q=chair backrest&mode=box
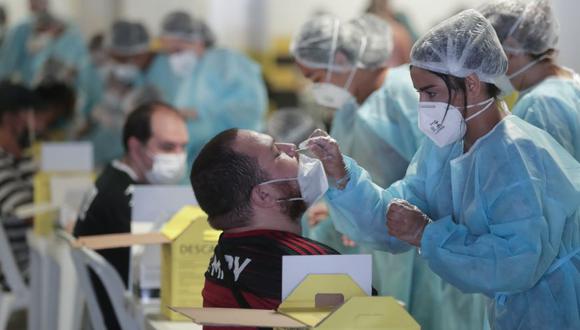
[69,244,142,330]
[0,220,28,295]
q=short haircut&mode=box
[121,101,180,152]
[190,128,268,230]
[0,81,36,121]
[33,81,76,119]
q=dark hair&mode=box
[429,70,500,120]
[121,101,179,152]
[33,81,76,119]
[190,128,268,230]
[0,81,36,122]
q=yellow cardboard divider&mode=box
[160,206,220,320]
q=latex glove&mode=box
[341,234,357,248]
[307,201,329,227]
[386,199,430,247]
[303,129,348,188]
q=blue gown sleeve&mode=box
[513,95,579,160]
[326,153,429,253]
[420,177,562,298]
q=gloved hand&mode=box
[307,201,329,227]
[303,129,349,188]
[386,199,430,247]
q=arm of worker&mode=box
[392,179,560,298]
[306,131,429,253]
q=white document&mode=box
[129,185,197,299]
[282,254,373,299]
[131,185,197,224]
[41,142,93,172]
[50,175,94,227]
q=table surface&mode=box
[143,301,202,330]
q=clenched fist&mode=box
[386,199,430,247]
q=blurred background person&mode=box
[85,20,162,168]
[74,101,189,329]
[0,0,101,136]
[480,0,580,162]
[146,11,268,165]
[0,5,7,46]
[0,82,37,293]
[365,0,418,66]
[291,13,425,322]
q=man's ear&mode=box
[251,184,278,209]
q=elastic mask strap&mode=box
[465,98,495,122]
[323,19,341,83]
[343,36,367,90]
[508,54,550,80]
[259,178,297,186]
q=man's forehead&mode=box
[233,130,272,155]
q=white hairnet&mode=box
[410,9,508,84]
[479,0,559,55]
[161,11,216,47]
[107,21,150,56]
[290,13,392,72]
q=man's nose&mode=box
[275,143,298,158]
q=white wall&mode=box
[1,0,579,71]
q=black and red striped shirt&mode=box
[202,229,339,330]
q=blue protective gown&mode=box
[145,49,268,164]
[309,66,458,325]
[513,72,580,162]
[326,115,580,330]
[0,19,102,123]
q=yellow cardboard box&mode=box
[172,273,420,329]
[75,206,221,320]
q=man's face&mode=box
[234,131,306,220]
[140,107,189,170]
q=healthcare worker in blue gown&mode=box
[88,21,162,167]
[305,9,580,330]
[480,0,580,161]
[290,13,469,328]
[0,0,101,134]
[146,11,268,165]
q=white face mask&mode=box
[145,152,187,184]
[311,82,355,109]
[259,154,329,208]
[418,98,494,148]
[168,50,198,77]
[507,53,551,81]
[112,63,141,85]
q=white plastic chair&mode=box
[0,222,30,330]
[70,244,144,330]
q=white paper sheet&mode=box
[131,185,197,224]
[282,254,372,299]
[41,142,93,172]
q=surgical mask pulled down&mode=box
[145,152,187,184]
[418,97,495,148]
[259,153,328,208]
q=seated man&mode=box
[190,128,339,319]
[74,101,188,329]
[0,82,37,289]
